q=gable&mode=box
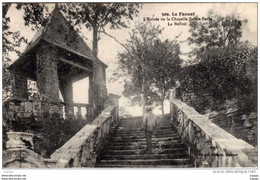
[8,6,108,71]
[42,8,96,61]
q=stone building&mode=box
[6,6,107,119]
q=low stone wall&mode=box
[50,105,119,168]
[170,99,257,167]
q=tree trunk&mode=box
[141,78,147,116]
[92,25,98,57]
[91,25,99,117]
[160,91,165,115]
[161,100,164,115]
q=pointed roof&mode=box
[9,6,107,70]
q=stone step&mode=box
[120,117,170,121]
[116,127,176,133]
[110,139,183,146]
[115,128,176,135]
[113,133,180,139]
[118,124,171,127]
[112,136,181,143]
[98,158,192,166]
[106,143,185,150]
[118,123,172,127]
[118,120,171,124]
[95,164,193,168]
[95,115,193,168]
[100,153,189,160]
[114,130,177,137]
[104,148,187,155]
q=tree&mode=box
[179,42,257,113]
[148,39,182,114]
[59,3,141,57]
[118,22,162,114]
[16,3,50,30]
[118,22,182,114]
[188,10,247,62]
[178,10,257,114]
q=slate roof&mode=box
[8,6,107,70]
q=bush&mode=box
[3,113,87,158]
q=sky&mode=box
[5,3,257,116]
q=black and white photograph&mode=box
[1,1,258,178]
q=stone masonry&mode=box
[36,44,60,103]
[170,98,257,167]
[10,67,28,100]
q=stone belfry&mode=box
[8,5,107,115]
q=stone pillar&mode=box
[88,74,94,106]
[60,77,74,116]
[107,93,120,123]
[169,88,176,101]
[91,62,107,117]
[10,67,28,100]
[36,45,60,103]
[169,88,176,122]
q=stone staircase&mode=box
[95,115,194,168]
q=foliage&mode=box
[3,3,49,101]
[118,21,182,113]
[188,10,247,61]
[3,12,27,101]
[3,113,86,158]
[150,39,182,113]
[118,22,163,105]
[59,3,141,56]
[179,10,256,114]
[16,3,50,30]
[179,42,257,113]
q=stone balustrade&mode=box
[65,103,94,120]
[3,99,95,121]
[170,98,257,167]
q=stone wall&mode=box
[179,90,257,147]
[50,104,119,167]
[170,98,257,167]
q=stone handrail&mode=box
[49,104,119,167]
[170,98,257,167]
